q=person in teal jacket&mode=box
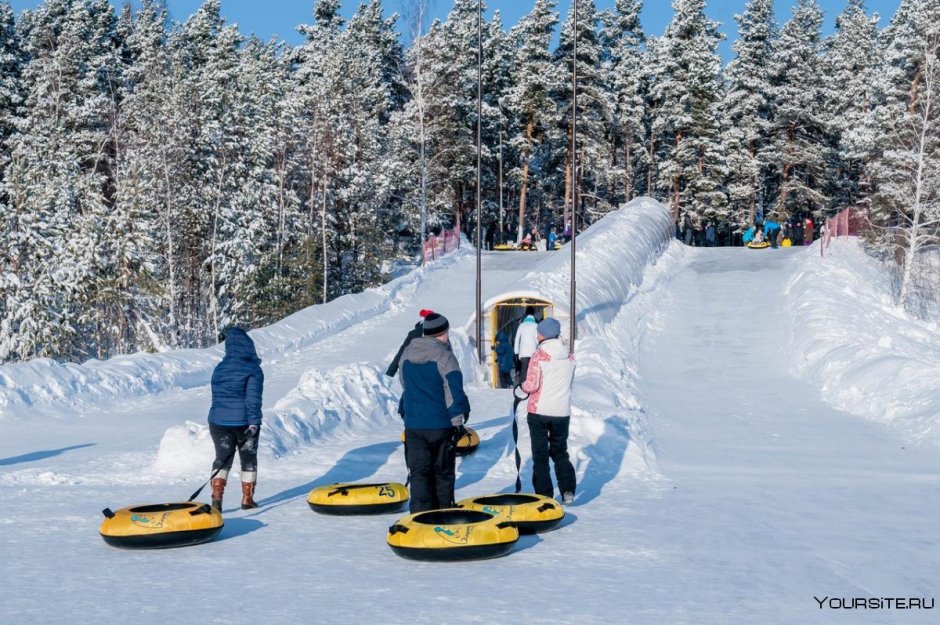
[763,219,782,249]
[743,226,756,244]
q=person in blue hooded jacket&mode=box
[492,330,514,388]
[208,327,264,511]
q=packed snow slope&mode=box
[3,198,939,625]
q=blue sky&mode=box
[9,1,902,62]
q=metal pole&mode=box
[475,0,484,364]
[569,0,578,355]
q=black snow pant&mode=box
[210,423,260,480]
[527,413,576,498]
[519,357,531,384]
[768,227,781,248]
[405,428,457,513]
[499,370,513,389]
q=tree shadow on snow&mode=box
[0,443,96,467]
[214,517,266,542]
[573,416,631,507]
[250,440,402,513]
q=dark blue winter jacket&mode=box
[494,331,514,373]
[399,337,471,430]
[208,328,264,427]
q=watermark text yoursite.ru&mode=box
[815,596,935,610]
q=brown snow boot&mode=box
[241,482,258,510]
[210,478,226,512]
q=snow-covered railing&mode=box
[823,206,869,256]
[422,227,460,263]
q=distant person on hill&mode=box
[208,327,264,512]
[386,309,434,378]
[492,330,515,388]
[743,225,755,244]
[705,222,717,247]
[548,227,558,251]
[804,217,815,245]
[398,313,471,512]
[520,317,576,505]
[763,219,782,249]
[514,306,539,382]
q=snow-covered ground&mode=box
[2,198,938,625]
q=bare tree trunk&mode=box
[672,130,682,220]
[208,153,226,340]
[748,140,757,225]
[161,161,178,348]
[517,121,534,244]
[779,123,795,214]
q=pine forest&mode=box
[0,0,938,363]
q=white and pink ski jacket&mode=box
[521,338,575,417]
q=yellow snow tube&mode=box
[387,508,519,561]
[401,427,480,455]
[493,243,514,251]
[307,482,409,515]
[455,427,480,455]
[782,238,793,247]
[100,502,223,549]
[457,493,564,534]
[747,241,771,249]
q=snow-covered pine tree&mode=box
[649,0,727,223]
[0,0,25,359]
[554,0,613,229]
[602,0,647,204]
[480,10,515,237]
[766,0,830,221]
[869,0,940,313]
[721,0,776,233]
[119,0,184,350]
[506,0,560,243]
[2,0,126,360]
[423,0,488,230]
[389,0,437,250]
[823,0,882,213]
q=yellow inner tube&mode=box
[455,427,480,455]
[387,508,519,561]
[457,493,564,534]
[401,428,480,455]
[99,502,223,549]
[747,241,771,249]
[307,482,408,515]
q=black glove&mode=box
[245,424,259,438]
[451,425,467,444]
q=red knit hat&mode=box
[419,309,434,318]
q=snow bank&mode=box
[527,197,678,471]
[786,238,940,444]
[0,250,469,417]
[153,363,401,477]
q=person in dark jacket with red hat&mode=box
[386,309,434,378]
[398,312,470,512]
[208,327,264,511]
